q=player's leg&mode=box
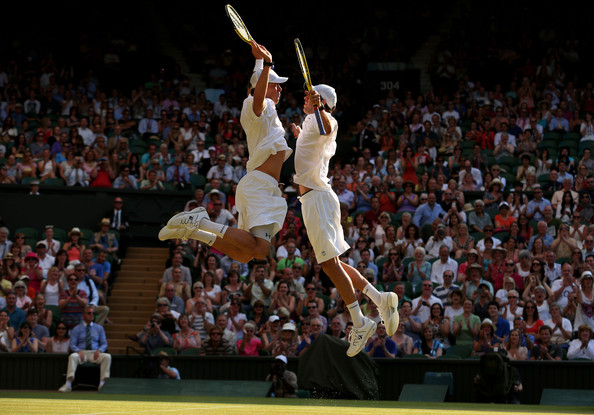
[210,226,272,263]
[340,261,399,336]
[321,257,376,357]
[160,218,271,263]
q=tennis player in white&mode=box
[159,41,291,263]
[291,85,399,357]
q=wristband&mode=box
[263,61,274,67]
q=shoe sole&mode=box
[346,320,377,357]
[166,208,208,229]
[158,226,188,241]
[382,292,400,337]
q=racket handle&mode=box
[313,107,326,135]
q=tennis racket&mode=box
[294,38,326,135]
[225,4,254,43]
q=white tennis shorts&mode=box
[235,170,287,238]
[300,189,350,262]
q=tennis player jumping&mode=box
[291,86,399,356]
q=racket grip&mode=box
[314,107,326,135]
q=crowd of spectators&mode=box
[2,3,594,367]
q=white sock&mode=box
[346,301,365,327]
[192,229,217,246]
[363,283,382,305]
[198,219,229,238]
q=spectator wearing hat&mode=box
[63,227,86,263]
[207,154,233,184]
[204,178,227,207]
[261,314,282,350]
[473,318,500,356]
[157,350,180,379]
[468,199,493,235]
[89,218,119,259]
[464,263,494,301]
[237,321,262,356]
[14,278,33,311]
[266,354,298,398]
[494,202,515,232]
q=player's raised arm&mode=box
[250,41,272,117]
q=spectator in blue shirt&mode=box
[59,305,111,392]
[413,192,446,229]
[365,323,397,358]
[166,156,191,190]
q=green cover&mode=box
[297,334,379,400]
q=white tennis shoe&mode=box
[158,225,193,241]
[166,207,209,230]
[346,317,377,357]
[378,292,399,336]
[58,382,72,392]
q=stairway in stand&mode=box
[104,246,169,355]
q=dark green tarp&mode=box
[297,334,379,400]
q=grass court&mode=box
[1,391,593,415]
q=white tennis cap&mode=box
[249,59,288,88]
[313,84,337,110]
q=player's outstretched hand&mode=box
[250,41,272,63]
